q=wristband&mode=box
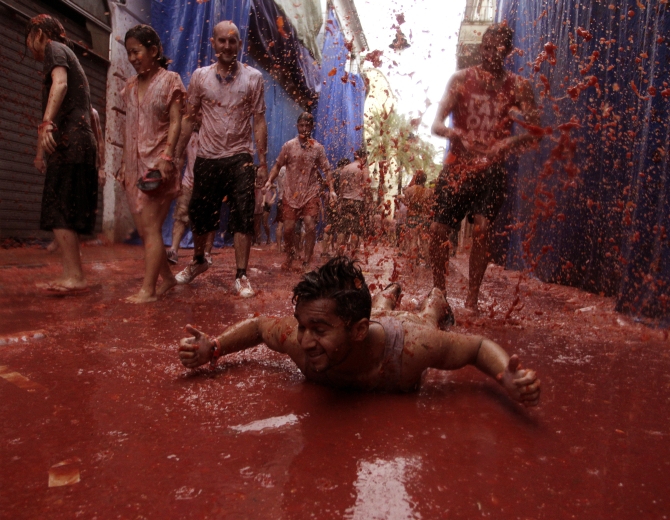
[210,337,222,368]
[160,153,174,162]
[39,121,55,131]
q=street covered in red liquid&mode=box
[1,244,668,519]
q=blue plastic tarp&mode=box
[496,0,670,324]
[313,10,366,166]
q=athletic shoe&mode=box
[234,275,255,298]
[166,249,178,265]
[204,252,213,266]
[175,260,209,284]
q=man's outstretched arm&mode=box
[178,316,296,369]
[416,331,541,407]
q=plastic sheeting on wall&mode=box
[247,0,320,107]
[313,10,366,167]
[495,0,670,324]
[151,0,251,86]
[272,0,323,62]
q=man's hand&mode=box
[98,168,106,187]
[156,158,176,183]
[34,156,46,174]
[329,190,337,203]
[178,324,214,369]
[496,354,541,407]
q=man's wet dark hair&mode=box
[125,24,169,69]
[482,24,514,55]
[293,256,372,325]
[354,148,368,160]
[26,14,71,49]
[336,158,351,168]
[297,111,315,125]
[414,170,427,186]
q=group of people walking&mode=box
[28,12,539,313]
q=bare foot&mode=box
[156,277,178,296]
[37,277,87,291]
[125,290,158,304]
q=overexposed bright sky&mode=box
[355,0,465,154]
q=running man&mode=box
[174,21,267,298]
[178,256,541,405]
[430,24,541,310]
[265,112,335,272]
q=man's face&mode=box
[212,26,239,64]
[294,299,353,372]
[297,119,314,139]
[480,34,509,72]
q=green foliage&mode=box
[364,107,442,193]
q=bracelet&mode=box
[210,337,223,368]
[39,121,55,131]
[160,153,174,162]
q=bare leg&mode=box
[371,283,401,311]
[302,215,316,266]
[253,214,262,244]
[465,214,491,310]
[204,231,214,254]
[192,232,208,258]
[350,233,360,256]
[282,219,297,269]
[127,199,175,303]
[262,211,271,244]
[429,221,452,291]
[321,232,332,256]
[171,219,187,254]
[418,287,454,329]
[275,221,284,252]
[39,229,87,289]
[234,232,252,270]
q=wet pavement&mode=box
[1,243,668,519]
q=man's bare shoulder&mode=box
[448,69,469,85]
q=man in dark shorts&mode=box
[178,256,540,406]
[265,112,335,272]
[174,21,267,298]
[429,24,541,311]
[337,149,370,256]
[27,15,99,294]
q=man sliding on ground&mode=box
[179,257,540,405]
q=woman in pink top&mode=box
[116,25,185,303]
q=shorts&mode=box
[325,202,339,227]
[189,154,256,236]
[282,196,320,221]
[406,214,427,230]
[337,199,365,235]
[40,162,98,234]
[433,162,506,228]
[263,203,271,213]
[173,186,193,224]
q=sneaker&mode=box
[234,275,255,298]
[204,252,213,266]
[175,260,209,284]
[166,249,178,265]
